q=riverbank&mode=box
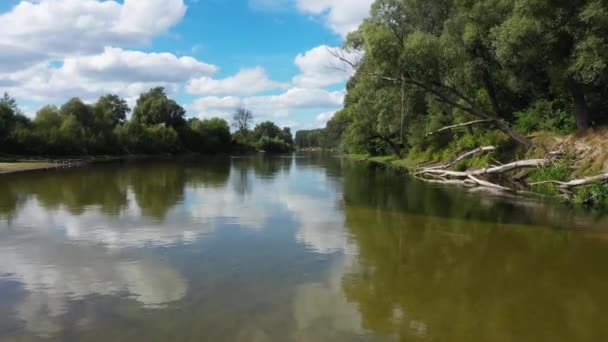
[349,129,608,209]
[0,162,61,175]
[0,152,263,176]
[0,155,143,175]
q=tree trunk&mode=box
[493,121,533,146]
[569,79,591,130]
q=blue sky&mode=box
[0,0,373,131]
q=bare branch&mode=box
[467,175,510,191]
[529,174,608,190]
[419,158,549,177]
[424,146,497,170]
[427,119,495,136]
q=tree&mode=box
[341,0,533,146]
[491,0,608,130]
[95,94,130,126]
[252,121,282,141]
[185,117,231,153]
[132,87,186,128]
[280,127,294,146]
[60,98,94,127]
[232,108,253,136]
[0,92,19,112]
[0,103,14,145]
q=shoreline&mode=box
[0,162,64,175]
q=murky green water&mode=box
[1,153,607,341]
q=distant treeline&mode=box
[0,89,294,156]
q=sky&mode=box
[0,0,374,131]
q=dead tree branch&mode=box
[427,119,495,136]
[424,146,497,170]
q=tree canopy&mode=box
[0,91,292,156]
[307,0,608,158]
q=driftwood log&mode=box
[415,146,608,199]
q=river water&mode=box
[0,153,607,341]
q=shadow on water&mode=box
[341,159,608,230]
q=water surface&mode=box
[1,153,607,341]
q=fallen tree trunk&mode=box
[417,158,550,178]
[529,173,608,192]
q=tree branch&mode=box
[424,146,497,170]
[529,174,608,190]
[427,120,495,136]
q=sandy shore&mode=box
[0,162,60,175]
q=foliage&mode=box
[132,87,186,129]
[185,118,232,153]
[0,93,288,157]
[327,0,608,160]
[528,160,572,195]
[514,100,576,134]
[295,129,324,149]
[572,182,608,208]
[256,136,292,154]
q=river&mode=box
[0,153,607,341]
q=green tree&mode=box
[132,87,186,129]
[252,121,282,141]
[95,94,130,126]
[491,0,608,129]
[60,98,94,127]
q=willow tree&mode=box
[343,0,533,146]
[491,0,608,129]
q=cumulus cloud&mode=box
[1,47,216,103]
[246,87,345,115]
[296,0,374,37]
[0,0,187,69]
[189,88,344,119]
[315,111,335,123]
[187,67,287,96]
[188,96,243,119]
[293,45,359,88]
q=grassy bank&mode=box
[349,129,608,209]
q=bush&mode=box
[527,159,572,195]
[257,136,292,154]
[573,183,608,209]
[514,100,576,134]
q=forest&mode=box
[299,0,608,206]
[0,89,294,156]
[304,0,608,154]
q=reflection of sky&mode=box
[0,156,365,339]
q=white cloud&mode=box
[189,88,345,119]
[315,111,335,122]
[64,47,217,83]
[187,67,287,96]
[293,45,359,88]
[188,96,243,119]
[245,87,344,116]
[2,47,216,103]
[0,0,187,70]
[296,0,374,37]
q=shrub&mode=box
[257,136,292,154]
[514,100,576,134]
